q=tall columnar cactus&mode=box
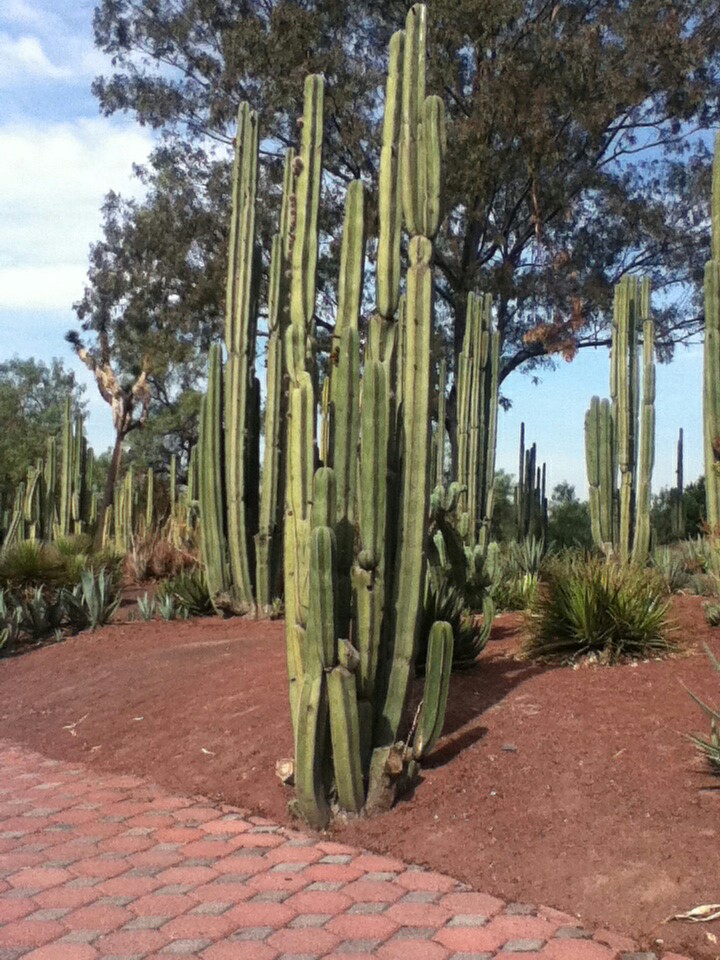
[515,423,548,541]
[585,276,655,561]
[672,428,685,539]
[198,104,288,615]
[456,292,500,550]
[59,397,73,538]
[224,102,260,610]
[290,5,454,828]
[704,133,720,531]
[199,344,231,599]
[284,74,324,726]
[434,359,447,487]
[256,149,294,613]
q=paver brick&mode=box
[326,912,399,940]
[267,927,341,954]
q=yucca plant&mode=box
[62,569,121,631]
[525,556,674,663]
[687,644,720,773]
[159,569,213,618]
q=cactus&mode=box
[198,107,291,615]
[585,276,655,561]
[198,344,231,600]
[456,293,500,551]
[288,5,455,826]
[59,397,73,538]
[515,423,548,542]
[145,468,154,532]
[672,428,685,539]
[256,150,294,613]
[704,133,720,531]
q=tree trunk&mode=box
[96,430,124,547]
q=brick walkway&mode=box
[0,743,689,960]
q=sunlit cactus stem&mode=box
[198,344,231,601]
[672,428,685,539]
[704,133,720,531]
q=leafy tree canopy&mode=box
[547,482,593,549]
[90,0,720,382]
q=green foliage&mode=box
[651,478,706,544]
[22,588,63,641]
[687,644,720,773]
[0,358,85,507]
[547,483,593,550]
[156,594,185,621]
[62,569,121,631]
[524,556,674,663]
[652,546,691,594]
[92,0,719,378]
[0,592,23,656]
[0,542,68,590]
[705,603,720,627]
[158,569,213,618]
[137,593,156,621]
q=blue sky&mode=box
[0,0,706,498]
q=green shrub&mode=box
[21,587,63,640]
[706,603,720,627]
[158,569,213,617]
[0,591,23,656]
[652,545,691,594]
[687,644,720,773]
[136,593,156,621]
[524,556,674,663]
[0,541,66,589]
[62,569,121,631]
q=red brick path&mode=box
[0,743,689,960]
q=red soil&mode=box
[0,596,718,958]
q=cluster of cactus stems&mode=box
[585,276,655,563]
[198,103,288,614]
[1,398,98,550]
[285,5,459,826]
[704,134,720,531]
[456,292,500,552]
[515,423,548,541]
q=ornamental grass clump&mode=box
[524,555,674,663]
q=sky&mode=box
[0,0,707,499]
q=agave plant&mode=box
[652,546,690,594]
[156,594,187,621]
[136,593,156,621]
[160,569,213,618]
[687,644,720,773]
[705,603,720,627]
[0,590,24,656]
[22,587,64,640]
[62,568,121,631]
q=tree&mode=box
[547,482,593,549]
[0,358,86,506]
[68,145,228,515]
[651,477,706,543]
[91,0,720,389]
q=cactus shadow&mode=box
[421,654,557,770]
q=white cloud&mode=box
[0,117,153,311]
[0,31,70,83]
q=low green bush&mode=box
[62,569,121,631]
[524,556,674,663]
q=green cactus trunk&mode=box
[199,344,231,600]
[672,428,685,539]
[704,133,720,531]
[585,277,655,560]
[515,424,548,542]
[288,4,454,827]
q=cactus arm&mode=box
[412,620,453,760]
[328,665,364,814]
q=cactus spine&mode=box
[704,133,720,531]
[585,276,655,561]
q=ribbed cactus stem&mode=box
[585,396,616,554]
[285,76,324,733]
[673,428,685,538]
[704,134,720,531]
[198,344,231,601]
[376,30,404,324]
[632,278,654,563]
[59,397,72,538]
[435,359,446,486]
[224,102,259,610]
